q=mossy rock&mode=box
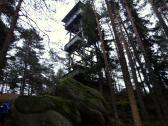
[15,96,53,113]
[56,78,109,126]
[13,110,73,126]
[47,96,81,125]
[14,78,110,126]
[57,78,108,113]
[14,95,81,125]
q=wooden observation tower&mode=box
[62,1,108,91]
[62,1,99,80]
[62,1,112,96]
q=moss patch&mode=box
[57,78,108,113]
[55,78,110,126]
[14,110,73,126]
[14,95,81,125]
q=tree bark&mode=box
[118,22,149,121]
[119,2,168,123]
[92,2,120,125]
[104,1,142,126]
[0,83,5,94]
[0,0,24,70]
[94,43,104,94]
[120,19,148,95]
[20,62,27,95]
[135,63,148,95]
[123,0,168,124]
[148,0,168,38]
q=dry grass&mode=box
[0,94,19,102]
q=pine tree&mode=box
[148,0,168,38]
[118,18,149,121]
[91,1,120,125]
[122,0,168,124]
[15,28,45,95]
[104,1,143,126]
[0,0,23,71]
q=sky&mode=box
[18,0,77,71]
[20,0,76,48]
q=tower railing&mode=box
[64,31,84,52]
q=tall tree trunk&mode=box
[118,22,149,121]
[92,2,120,125]
[148,0,168,38]
[4,84,8,93]
[1,74,7,94]
[0,83,5,94]
[104,1,142,126]
[20,62,27,95]
[120,12,168,123]
[135,64,147,95]
[123,0,168,124]
[120,15,155,96]
[94,44,104,94]
[119,15,150,88]
[0,1,6,12]
[162,0,168,10]
[0,0,24,71]
[162,12,168,22]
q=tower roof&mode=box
[62,1,84,23]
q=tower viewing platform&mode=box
[64,34,83,52]
[62,1,83,33]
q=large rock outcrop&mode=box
[13,78,111,126]
[14,95,80,125]
[56,78,110,126]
